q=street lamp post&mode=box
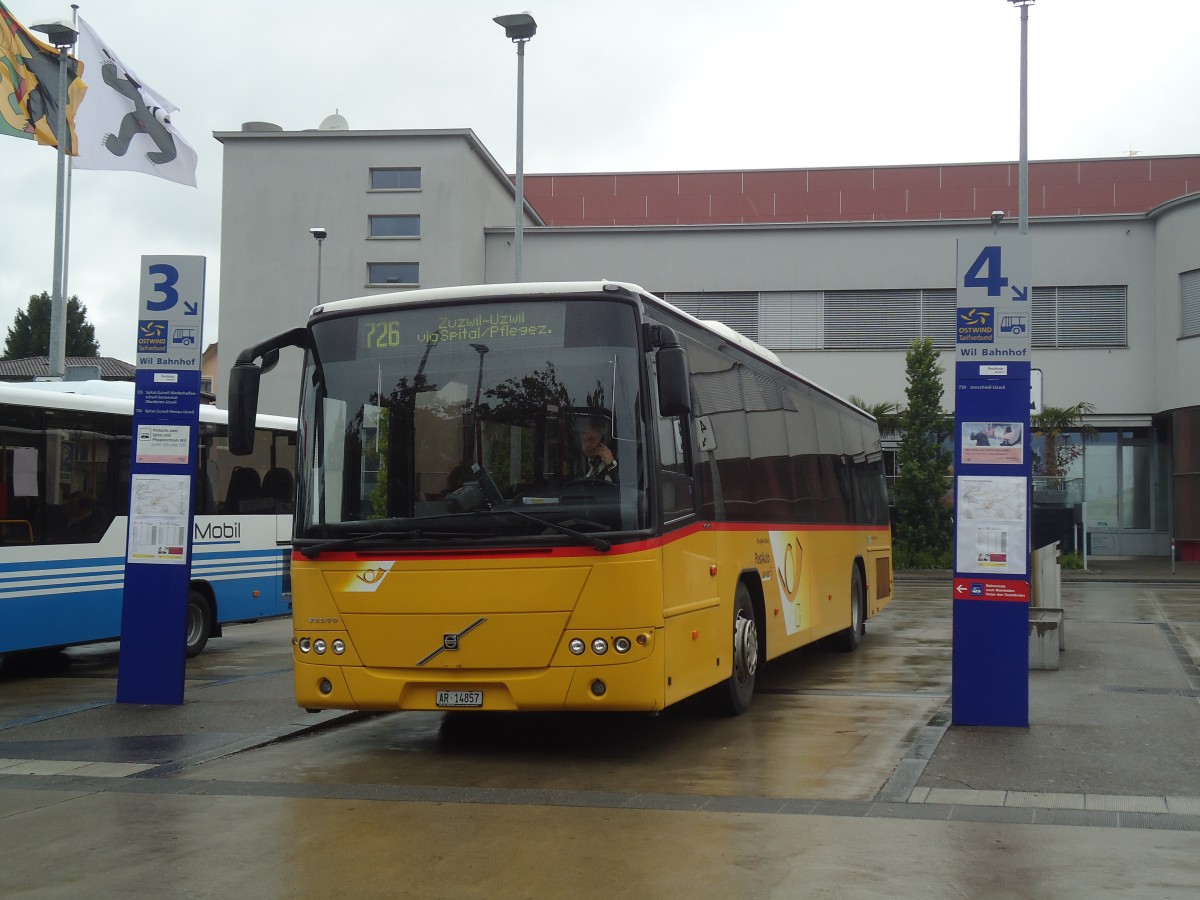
[493,12,537,282]
[31,19,78,381]
[309,227,327,305]
[1008,0,1034,235]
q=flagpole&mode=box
[61,5,80,311]
[31,20,79,381]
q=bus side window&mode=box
[657,415,694,522]
[653,351,695,523]
[224,466,262,513]
[261,467,293,512]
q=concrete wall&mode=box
[216,130,525,415]
[1153,198,1200,414]
[214,126,1199,431]
[493,216,1165,417]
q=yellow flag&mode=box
[0,2,86,152]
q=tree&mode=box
[893,338,953,566]
[849,395,903,436]
[1032,402,1096,477]
[2,292,101,359]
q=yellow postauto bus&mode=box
[229,282,893,715]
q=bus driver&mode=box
[579,422,618,482]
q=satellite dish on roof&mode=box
[319,113,349,131]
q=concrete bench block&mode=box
[1030,608,1064,670]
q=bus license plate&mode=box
[436,690,483,708]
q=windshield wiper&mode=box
[490,508,612,553]
[299,529,479,558]
[461,464,613,552]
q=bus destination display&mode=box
[358,304,565,356]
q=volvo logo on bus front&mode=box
[417,617,487,666]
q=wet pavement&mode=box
[2,559,1200,898]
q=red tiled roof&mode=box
[0,356,136,381]
[523,155,1200,227]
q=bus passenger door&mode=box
[657,412,721,705]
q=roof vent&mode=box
[319,112,349,131]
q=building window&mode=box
[659,292,759,341]
[1031,286,1127,349]
[369,215,421,238]
[660,286,1127,352]
[823,288,956,351]
[368,262,419,286]
[369,167,421,190]
[1182,269,1200,339]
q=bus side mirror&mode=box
[656,345,691,417]
[226,327,310,456]
[228,361,261,456]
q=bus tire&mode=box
[834,564,865,653]
[707,582,759,716]
[185,589,213,658]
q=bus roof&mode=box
[314,280,790,364]
[311,280,870,422]
[313,280,644,317]
[0,380,296,431]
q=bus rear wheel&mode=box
[707,583,759,716]
[185,589,213,658]
[834,564,865,652]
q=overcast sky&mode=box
[3,0,1198,364]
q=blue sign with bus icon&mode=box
[1000,315,1026,335]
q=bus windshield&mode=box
[298,297,647,546]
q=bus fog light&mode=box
[569,638,586,655]
[636,633,649,646]
[318,679,333,695]
[614,636,631,654]
[591,679,606,697]
[591,638,608,655]
[332,640,346,655]
[299,638,312,653]
[314,639,327,655]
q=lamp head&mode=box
[309,227,327,241]
[30,19,78,47]
[990,210,1006,226]
[494,12,537,41]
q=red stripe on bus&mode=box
[296,520,888,563]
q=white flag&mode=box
[73,18,197,186]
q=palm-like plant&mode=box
[849,395,903,436]
[1032,402,1097,477]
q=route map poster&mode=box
[126,473,190,563]
[955,475,1028,576]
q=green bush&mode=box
[1060,551,1084,570]
[894,547,953,570]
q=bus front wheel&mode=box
[834,565,865,652]
[186,589,213,658]
[707,583,759,716]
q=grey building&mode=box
[215,123,1200,559]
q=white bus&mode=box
[0,380,295,659]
